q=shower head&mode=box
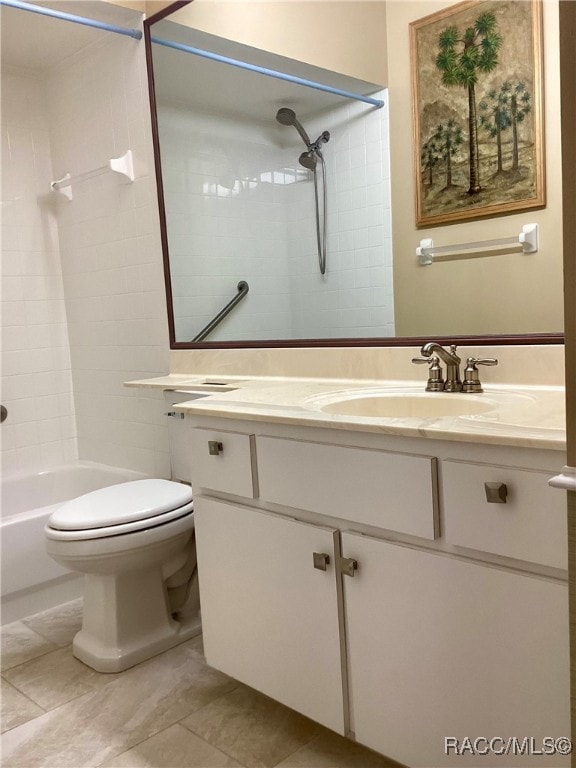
[275,107,312,147]
[299,151,317,171]
[275,107,297,126]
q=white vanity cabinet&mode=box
[188,418,569,768]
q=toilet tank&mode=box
[163,390,207,483]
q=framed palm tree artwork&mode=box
[410,0,545,227]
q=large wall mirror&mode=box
[145,0,564,348]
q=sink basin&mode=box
[310,392,496,419]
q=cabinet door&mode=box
[194,496,347,734]
[342,532,569,767]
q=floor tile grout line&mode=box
[1,676,50,731]
[20,598,83,647]
[0,643,59,675]
[20,624,73,648]
[2,674,96,714]
[177,686,322,768]
[0,671,121,738]
[268,730,324,768]
[171,687,262,768]
[92,720,253,768]
[0,644,96,713]
[1,643,73,677]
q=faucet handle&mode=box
[412,355,445,391]
[468,357,498,366]
[462,357,498,393]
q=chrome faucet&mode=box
[420,343,462,392]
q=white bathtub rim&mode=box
[1,460,149,519]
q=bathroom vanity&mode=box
[129,358,570,768]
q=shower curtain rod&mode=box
[0,0,142,40]
[151,36,385,108]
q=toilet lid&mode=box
[49,479,193,531]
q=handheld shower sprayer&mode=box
[275,108,330,168]
[275,107,312,148]
[275,107,330,275]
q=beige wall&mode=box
[106,0,147,13]
[106,0,174,16]
[166,1,387,84]
[145,1,175,16]
[388,0,564,336]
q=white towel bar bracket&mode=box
[417,223,539,266]
[549,466,576,492]
[51,150,134,201]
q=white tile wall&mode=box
[159,109,296,341]
[288,93,394,339]
[158,90,394,342]
[2,26,172,480]
[1,70,77,476]
[45,33,172,478]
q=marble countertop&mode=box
[126,374,567,450]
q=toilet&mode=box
[44,391,202,673]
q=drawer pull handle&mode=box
[340,557,358,577]
[313,552,330,571]
[484,482,508,504]
[208,440,224,456]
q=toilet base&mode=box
[72,567,202,673]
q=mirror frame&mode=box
[143,2,564,350]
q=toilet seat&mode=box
[46,479,194,542]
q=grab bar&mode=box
[192,281,249,342]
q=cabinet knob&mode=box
[340,557,358,577]
[484,482,508,503]
[208,440,224,456]
[313,552,330,571]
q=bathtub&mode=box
[1,462,147,624]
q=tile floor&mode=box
[1,600,402,768]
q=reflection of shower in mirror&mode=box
[276,107,330,275]
[150,20,394,343]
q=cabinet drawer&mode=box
[442,461,567,569]
[190,428,256,498]
[256,436,438,539]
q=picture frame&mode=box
[410,0,545,227]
